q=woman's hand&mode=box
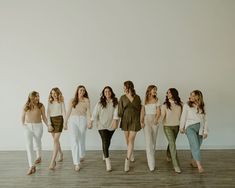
[63,122,68,130]
[48,124,54,132]
[203,133,208,139]
[180,128,185,134]
[141,122,145,128]
[153,118,158,126]
[87,122,92,129]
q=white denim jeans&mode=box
[143,115,159,171]
[24,123,43,167]
[69,116,87,165]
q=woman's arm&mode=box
[62,101,66,122]
[21,107,26,125]
[64,99,73,130]
[47,102,51,125]
[118,96,124,118]
[203,114,208,139]
[111,106,119,129]
[86,99,92,129]
[160,105,166,124]
[140,105,145,128]
[154,106,161,125]
[41,104,49,127]
[180,104,188,133]
[91,102,99,127]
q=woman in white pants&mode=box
[91,86,119,171]
[21,91,49,175]
[47,87,66,170]
[140,85,161,171]
[65,85,92,172]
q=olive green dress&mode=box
[118,95,142,132]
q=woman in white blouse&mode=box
[140,85,161,171]
[180,90,208,173]
[91,86,119,171]
[47,87,66,170]
[65,85,92,172]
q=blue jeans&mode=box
[186,123,203,161]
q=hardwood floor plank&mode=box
[0,150,234,187]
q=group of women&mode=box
[21,80,208,175]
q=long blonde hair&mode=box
[145,85,158,104]
[24,91,42,111]
[48,87,64,103]
[188,90,205,114]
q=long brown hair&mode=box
[124,80,136,97]
[48,87,64,103]
[72,85,89,108]
[164,88,182,110]
[187,90,205,114]
[24,91,43,111]
[99,86,118,108]
[145,85,158,104]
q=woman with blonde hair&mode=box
[47,87,66,170]
[180,90,208,173]
[21,91,48,175]
[118,81,142,172]
[161,88,183,173]
[140,85,161,171]
[65,85,92,172]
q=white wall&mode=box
[0,0,234,150]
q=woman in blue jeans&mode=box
[180,90,208,173]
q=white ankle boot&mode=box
[124,158,130,172]
[105,158,112,172]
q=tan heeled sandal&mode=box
[58,153,63,162]
[49,161,56,170]
[34,157,41,164]
[27,166,36,175]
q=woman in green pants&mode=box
[161,88,183,173]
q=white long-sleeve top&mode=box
[180,103,208,135]
[91,101,119,131]
[47,101,66,125]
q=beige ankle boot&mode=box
[124,158,130,172]
[105,158,112,172]
[130,153,135,162]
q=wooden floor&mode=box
[0,150,234,188]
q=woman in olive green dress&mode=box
[118,80,142,172]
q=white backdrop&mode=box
[0,0,234,150]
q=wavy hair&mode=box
[24,91,43,111]
[48,87,64,103]
[164,88,182,110]
[144,85,158,104]
[124,80,136,97]
[72,85,89,108]
[99,86,118,108]
[188,90,205,114]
